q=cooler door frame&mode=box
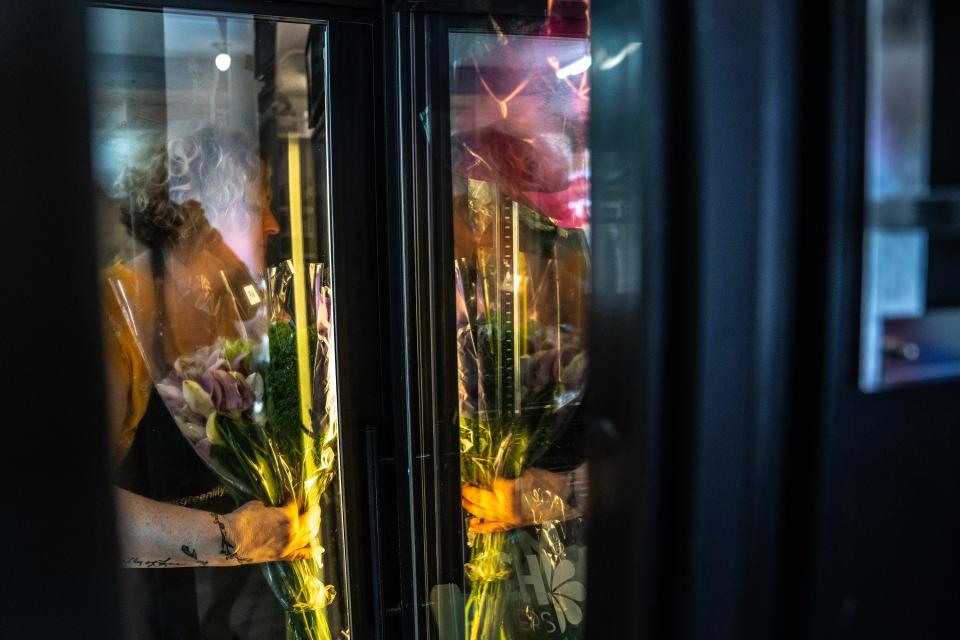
[386,3,604,638]
[85,2,392,638]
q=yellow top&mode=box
[100,230,251,463]
[100,262,152,463]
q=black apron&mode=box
[114,389,284,640]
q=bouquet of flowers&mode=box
[455,257,526,640]
[450,15,590,640]
[455,193,589,640]
[110,258,343,640]
[450,16,591,637]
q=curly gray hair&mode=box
[117,124,263,251]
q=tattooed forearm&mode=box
[123,556,184,568]
[181,544,209,567]
[211,513,251,564]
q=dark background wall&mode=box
[796,2,960,638]
[0,1,121,638]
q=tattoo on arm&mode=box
[181,544,209,567]
[123,556,184,568]
[211,513,251,564]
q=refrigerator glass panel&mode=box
[860,0,960,390]
[445,27,590,639]
[88,7,349,638]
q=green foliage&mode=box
[265,321,317,439]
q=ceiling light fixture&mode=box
[215,52,231,72]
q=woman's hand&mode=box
[223,500,320,563]
[461,468,573,534]
[115,489,323,568]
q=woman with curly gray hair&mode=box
[102,125,296,638]
[117,124,280,273]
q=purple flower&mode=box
[164,342,258,420]
[157,381,189,415]
[195,437,212,460]
[204,370,254,415]
[174,346,226,380]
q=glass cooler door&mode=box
[87,6,366,638]
[413,7,592,639]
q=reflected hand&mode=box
[224,500,320,563]
[461,468,571,534]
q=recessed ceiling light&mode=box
[215,53,231,72]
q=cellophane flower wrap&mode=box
[450,15,590,640]
[109,251,344,640]
[455,240,587,640]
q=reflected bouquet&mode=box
[110,259,341,640]
[449,17,591,638]
[456,242,587,640]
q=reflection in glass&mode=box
[860,0,960,390]
[448,25,590,639]
[89,8,348,639]
[860,0,932,391]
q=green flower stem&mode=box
[284,608,332,640]
[465,530,512,640]
[265,558,334,640]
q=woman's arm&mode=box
[103,276,320,569]
[115,488,318,568]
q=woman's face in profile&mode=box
[214,170,281,275]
